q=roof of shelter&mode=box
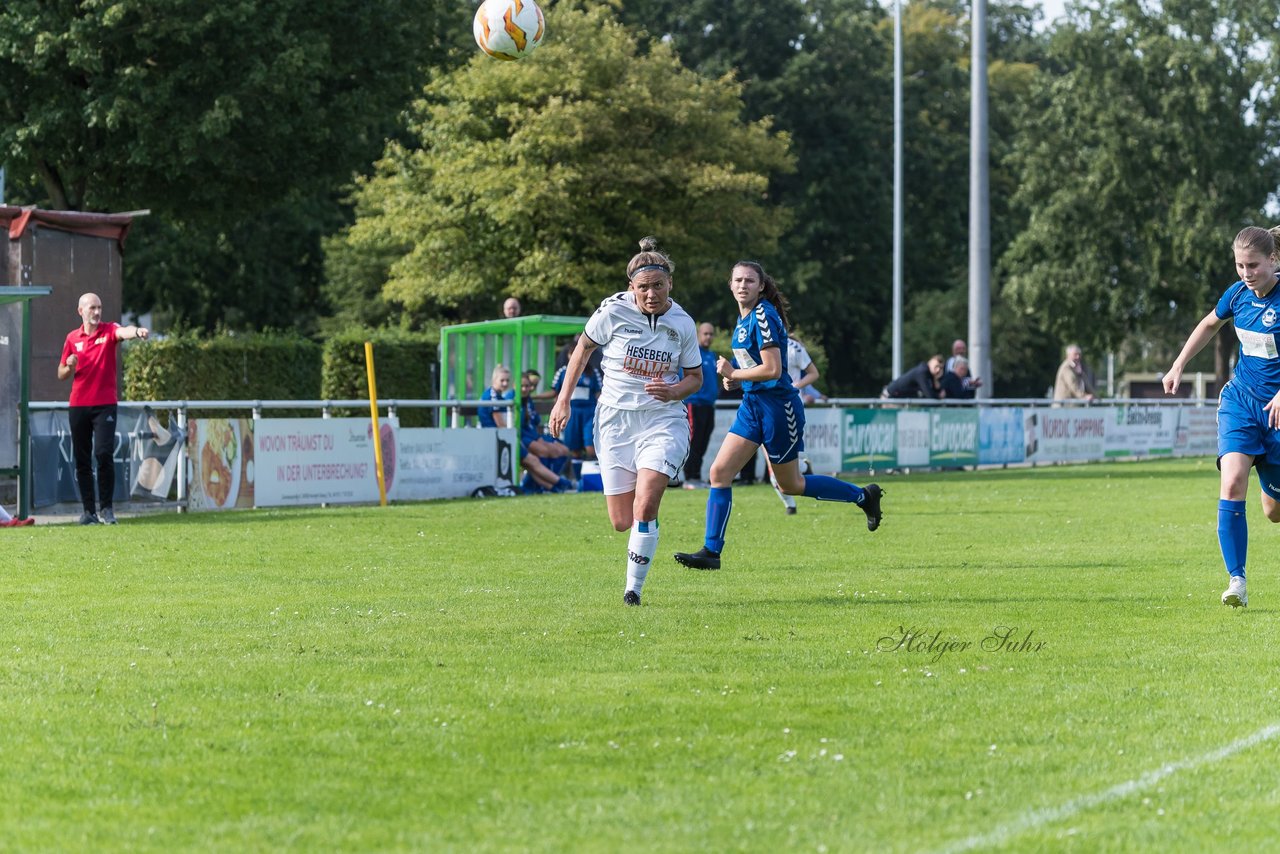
[0,205,144,248]
[439,315,588,337]
[0,285,52,306]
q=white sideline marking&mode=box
[936,722,1280,854]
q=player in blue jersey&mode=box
[552,335,602,468]
[1164,225,1280,608]
[477,365,514,429]
[673,261,884,571]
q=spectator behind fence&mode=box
[478,365,514,428]
[883,355,944,399]
[944,339,967,374]
[1053,344,1096,403]
[57,292,150,526]
[502,297,522,318]
[940,355,982,400]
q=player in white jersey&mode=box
[764,337,823,514]
[550,237,704,606]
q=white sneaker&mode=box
[1222,576,1248,608]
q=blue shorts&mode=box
[561,406,596,452]
[1218,380,1280,465]
[729,391,805,464]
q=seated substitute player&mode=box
[674,261,883,571]
[552,335,602,470]
[518,370,574,493]
[478,365,515,428]
[549,236,703,606]
[1163,225,1280,608]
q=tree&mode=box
[0,0,460,328]
[999,0,1280,360]
[325,1,793,326]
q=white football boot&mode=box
[1222,575,1248,609]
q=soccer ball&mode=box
[473,0,545,61]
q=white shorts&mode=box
[594,403,690,495]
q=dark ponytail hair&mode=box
[733,260,791,330]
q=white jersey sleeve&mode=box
[587,292,700,411]
[787,339,813,384]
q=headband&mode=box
[628,264,670,279]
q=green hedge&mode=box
[321,328,440,427]
[123,331,323,412]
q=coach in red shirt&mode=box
[57,293,149,525]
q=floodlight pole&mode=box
[968,0,992,398]
[891,0,904,380]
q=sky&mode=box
[1035,0,1069,26]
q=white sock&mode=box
[0,505,11,522]
[626,519,659,594]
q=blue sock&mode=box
[802,475,865,504]
[1218,499,1247,578]
[704,487,732,553]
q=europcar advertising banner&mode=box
[929,408,979,467]
[843,409,898,471]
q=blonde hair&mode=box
[490,365,512,385]
[1233,226,1280,260]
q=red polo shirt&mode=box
[61,322,121,407]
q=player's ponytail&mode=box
[735,260,792,330]
[628,236,675,280]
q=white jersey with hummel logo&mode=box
[583,291,702,411]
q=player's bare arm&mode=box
[1164,310,1226,394]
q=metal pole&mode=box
[892,0,905,380]
[968,0,992,398]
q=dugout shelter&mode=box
[438,315,587,439]
[0,286,52,519]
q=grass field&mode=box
[4,457,1279,852]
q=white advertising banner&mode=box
[895,410,931,467]
[1105,405,1180,458]
[801,407,844,474]
[1176,405,1218,457]
[254,418,392,507]
[395,427,517,500]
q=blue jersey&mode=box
[1216,278,1280,400]
[685,346,720,407]
[552,364,601,411]
[478,387,513,428]
[521,396,541,443]
[731,299,794,396]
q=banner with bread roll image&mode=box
[129,406,187,501]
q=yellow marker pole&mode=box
[365,341,388,506]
